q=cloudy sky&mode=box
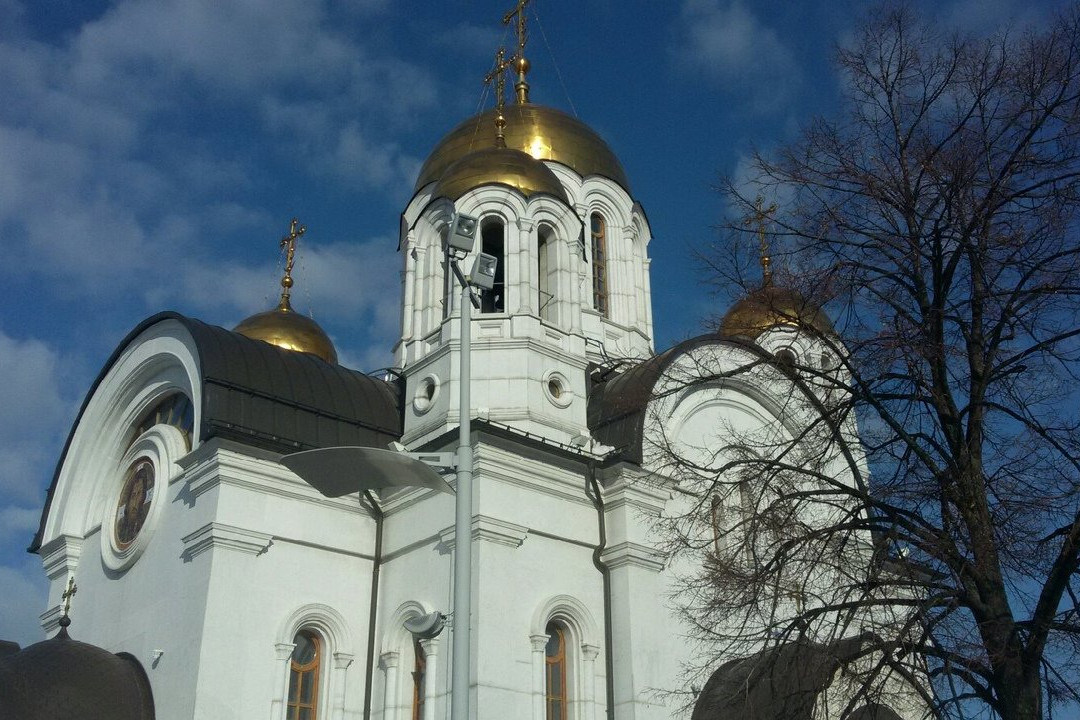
[0,0,1064,646]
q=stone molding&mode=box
[180,522,273,561]
[600,541,665,572]
[39,534,83,581]
[438,514,528,550]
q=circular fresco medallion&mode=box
[114,458,155,550]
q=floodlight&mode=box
[281,446,454,497]
[468,252,498,290]
[404,611,446,639]
[447,213,479,253]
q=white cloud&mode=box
[0,331,70,504]
[0,507,40,543]
[0,0,436,303]
[671,0,799,112]
[0,561,48,647]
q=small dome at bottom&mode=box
[234,300,338,364]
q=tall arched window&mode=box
[287,630,321,720]
[411,637,426,720]
[590,213,608,317]
[481,218,506,313]
[544,622,567,720]
[537,224,558,323]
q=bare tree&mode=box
[660,4,1080,719]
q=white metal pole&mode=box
[451,276,473,720]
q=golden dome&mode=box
[719,285,835,340]
[234,298,339,364]
[432,146,570,203]
[415,104,630,193]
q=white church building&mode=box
[13,12,921,720]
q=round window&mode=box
[413,375,441,414]
[114,458,155,550]
[542,371,573,408]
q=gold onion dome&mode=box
[233,218,338,365]
[432,146,570,203]
[719,284,835,340]
[415,104,631,194]
[234,298,339,365]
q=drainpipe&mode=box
[362,489,384,720]
[585,462,616,720]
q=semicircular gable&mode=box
[31,312,403,553]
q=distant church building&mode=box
[3,8,916,720]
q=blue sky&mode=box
[0,0,1065,651]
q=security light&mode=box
[468,252,498,290]
[447,212,479,253]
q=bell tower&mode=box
[394,14,654,447]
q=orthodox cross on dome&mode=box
[484,47,517,146]
[745,196,778,286]
[278,217,305,310]
[60,576,77,628]
[502,0,531,103]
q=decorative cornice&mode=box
[39,605,63,635]
[181,522,273,561]
[600,541,665,573]
[39,534,83,581]
[333,652,355,670]
[182,445,362,513]
[438,514,528,550]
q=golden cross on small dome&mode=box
[60,576,77,626]
[745,196,778,285]
[502,0,531,103]
[485,47,516,146]
[278,218,306,309]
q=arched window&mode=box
[411,637,426,720]
[544,622,567,720]
[481,218,505,313]
[537,224,557,323]
[590,213,608,317]
[287,630,321,720]
[439,224,451,320]
[132,392,194,450]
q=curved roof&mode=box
[0,628,155,720]
[233,299,338,364]
[719,285,835,340]
[30,312,403,552]
[432,146,570,204]
[588,335,742,464]
[415,104,631,193]
[691,635,874,720]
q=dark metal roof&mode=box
[30,312,403,552]
[587,335,744,465]
[691,635,875,720]
[0,628,155,720]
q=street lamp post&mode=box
[282,211,490,720]
[446,212,494,720]
[451,263,475,720]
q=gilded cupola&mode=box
[719,198,834,341]
[233,219,339,365]
[415,7,630,200]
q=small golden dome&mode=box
[234,298,338,364]
[719,285,835,340]
[432,146,570,203]
[415,104,630,193]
